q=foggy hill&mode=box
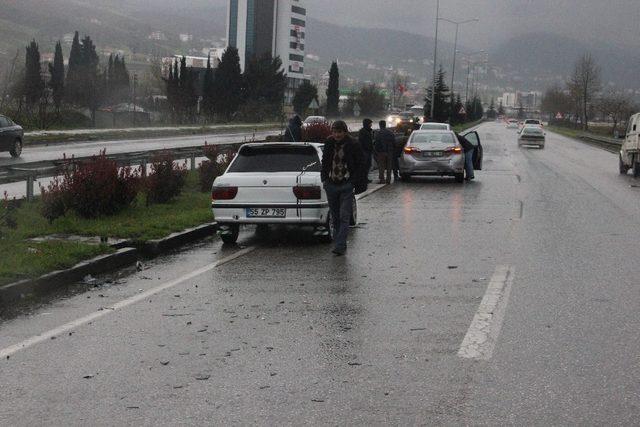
[1,0,637,90]
[489,32,640,89]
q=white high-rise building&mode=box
[227,0,307,105]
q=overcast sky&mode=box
[205,0,640,49]
[305,0,640,49]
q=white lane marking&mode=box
[0,246,256,360]
[458,265,514,360]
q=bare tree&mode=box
[598,91,632,136]
[540,84,573,121]
[567,53,601,130]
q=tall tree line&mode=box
[168,47,287,124]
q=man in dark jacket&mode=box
[358,118,374,183]
[284,115,303,142]
[321,120,365,256]
[374,120,395,184]
[456,133,475,180]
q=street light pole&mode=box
[436,18,478,115]
[429,0,440,120]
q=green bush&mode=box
[145,152,188,205]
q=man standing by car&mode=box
[358,118,374,183]
[321,121,365,256]
[284,115,303,142]
[374,120,395,184]
[456,132,475,181]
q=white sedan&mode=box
[211,142,356,244]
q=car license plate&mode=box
[246,208,286,218]
[423,151,443,158]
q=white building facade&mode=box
[227,0,307,105]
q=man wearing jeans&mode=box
[321,121,365,256]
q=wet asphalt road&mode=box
[1,122,640,425]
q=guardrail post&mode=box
[190,154,196,171]
[140,159,147,177]
[26,175,35,201]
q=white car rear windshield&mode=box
[522,127,543,135]
[228,145,321,173]
[421,124,449,130]
[410,132,455,146]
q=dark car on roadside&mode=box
[0,115,24,157]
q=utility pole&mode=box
[437,17,478,120]
[429,0,440,120]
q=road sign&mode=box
[459,106,467,115]
[308,99,319,110]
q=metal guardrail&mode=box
[0,141,252,200]
[578,134,623,153]
[1,128,408,200]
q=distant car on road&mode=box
[519,119,543,133]
[523,119,543,127]
[0,115,24,157]
[302,116,329,129]
[399,130,483,183]
[518,125,546,148]
[620,112,640,177]
[506,119,519,129]
[211,142,357,244]
[420,122,451,131]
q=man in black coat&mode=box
[374,120,395,184]
[321,120,365,256]
[358,118,374,183]
[284,115,303,142]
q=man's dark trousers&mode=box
[324,181,353,251]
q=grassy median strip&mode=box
[0,173,212,286]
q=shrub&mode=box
[39,151,140,221]
[40,177,68,223]
[199,144,236,192]
[0,192,17,234]
[145,152,187,205]
[65,151,140,218]
[302,122,332,143]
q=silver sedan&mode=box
[398,130,466,182]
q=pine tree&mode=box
[48,41,65,113]
[24,40,45,111]
[424,65,450,122]
[242,53,286,119]
[326,61,340,117]
[201,54,215,121]
[487,97,497,119]
[164,60,179,122]
[65,31,82,105]
[212,47,243,121]
[292,80,318,115]
[451,94,464,125]
[498,100,505,116]
[80,36,101,124]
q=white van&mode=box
[620,113,640,177]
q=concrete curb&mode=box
[0,247,138,305]
[142,223,218,256]
[0,223,219,307]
